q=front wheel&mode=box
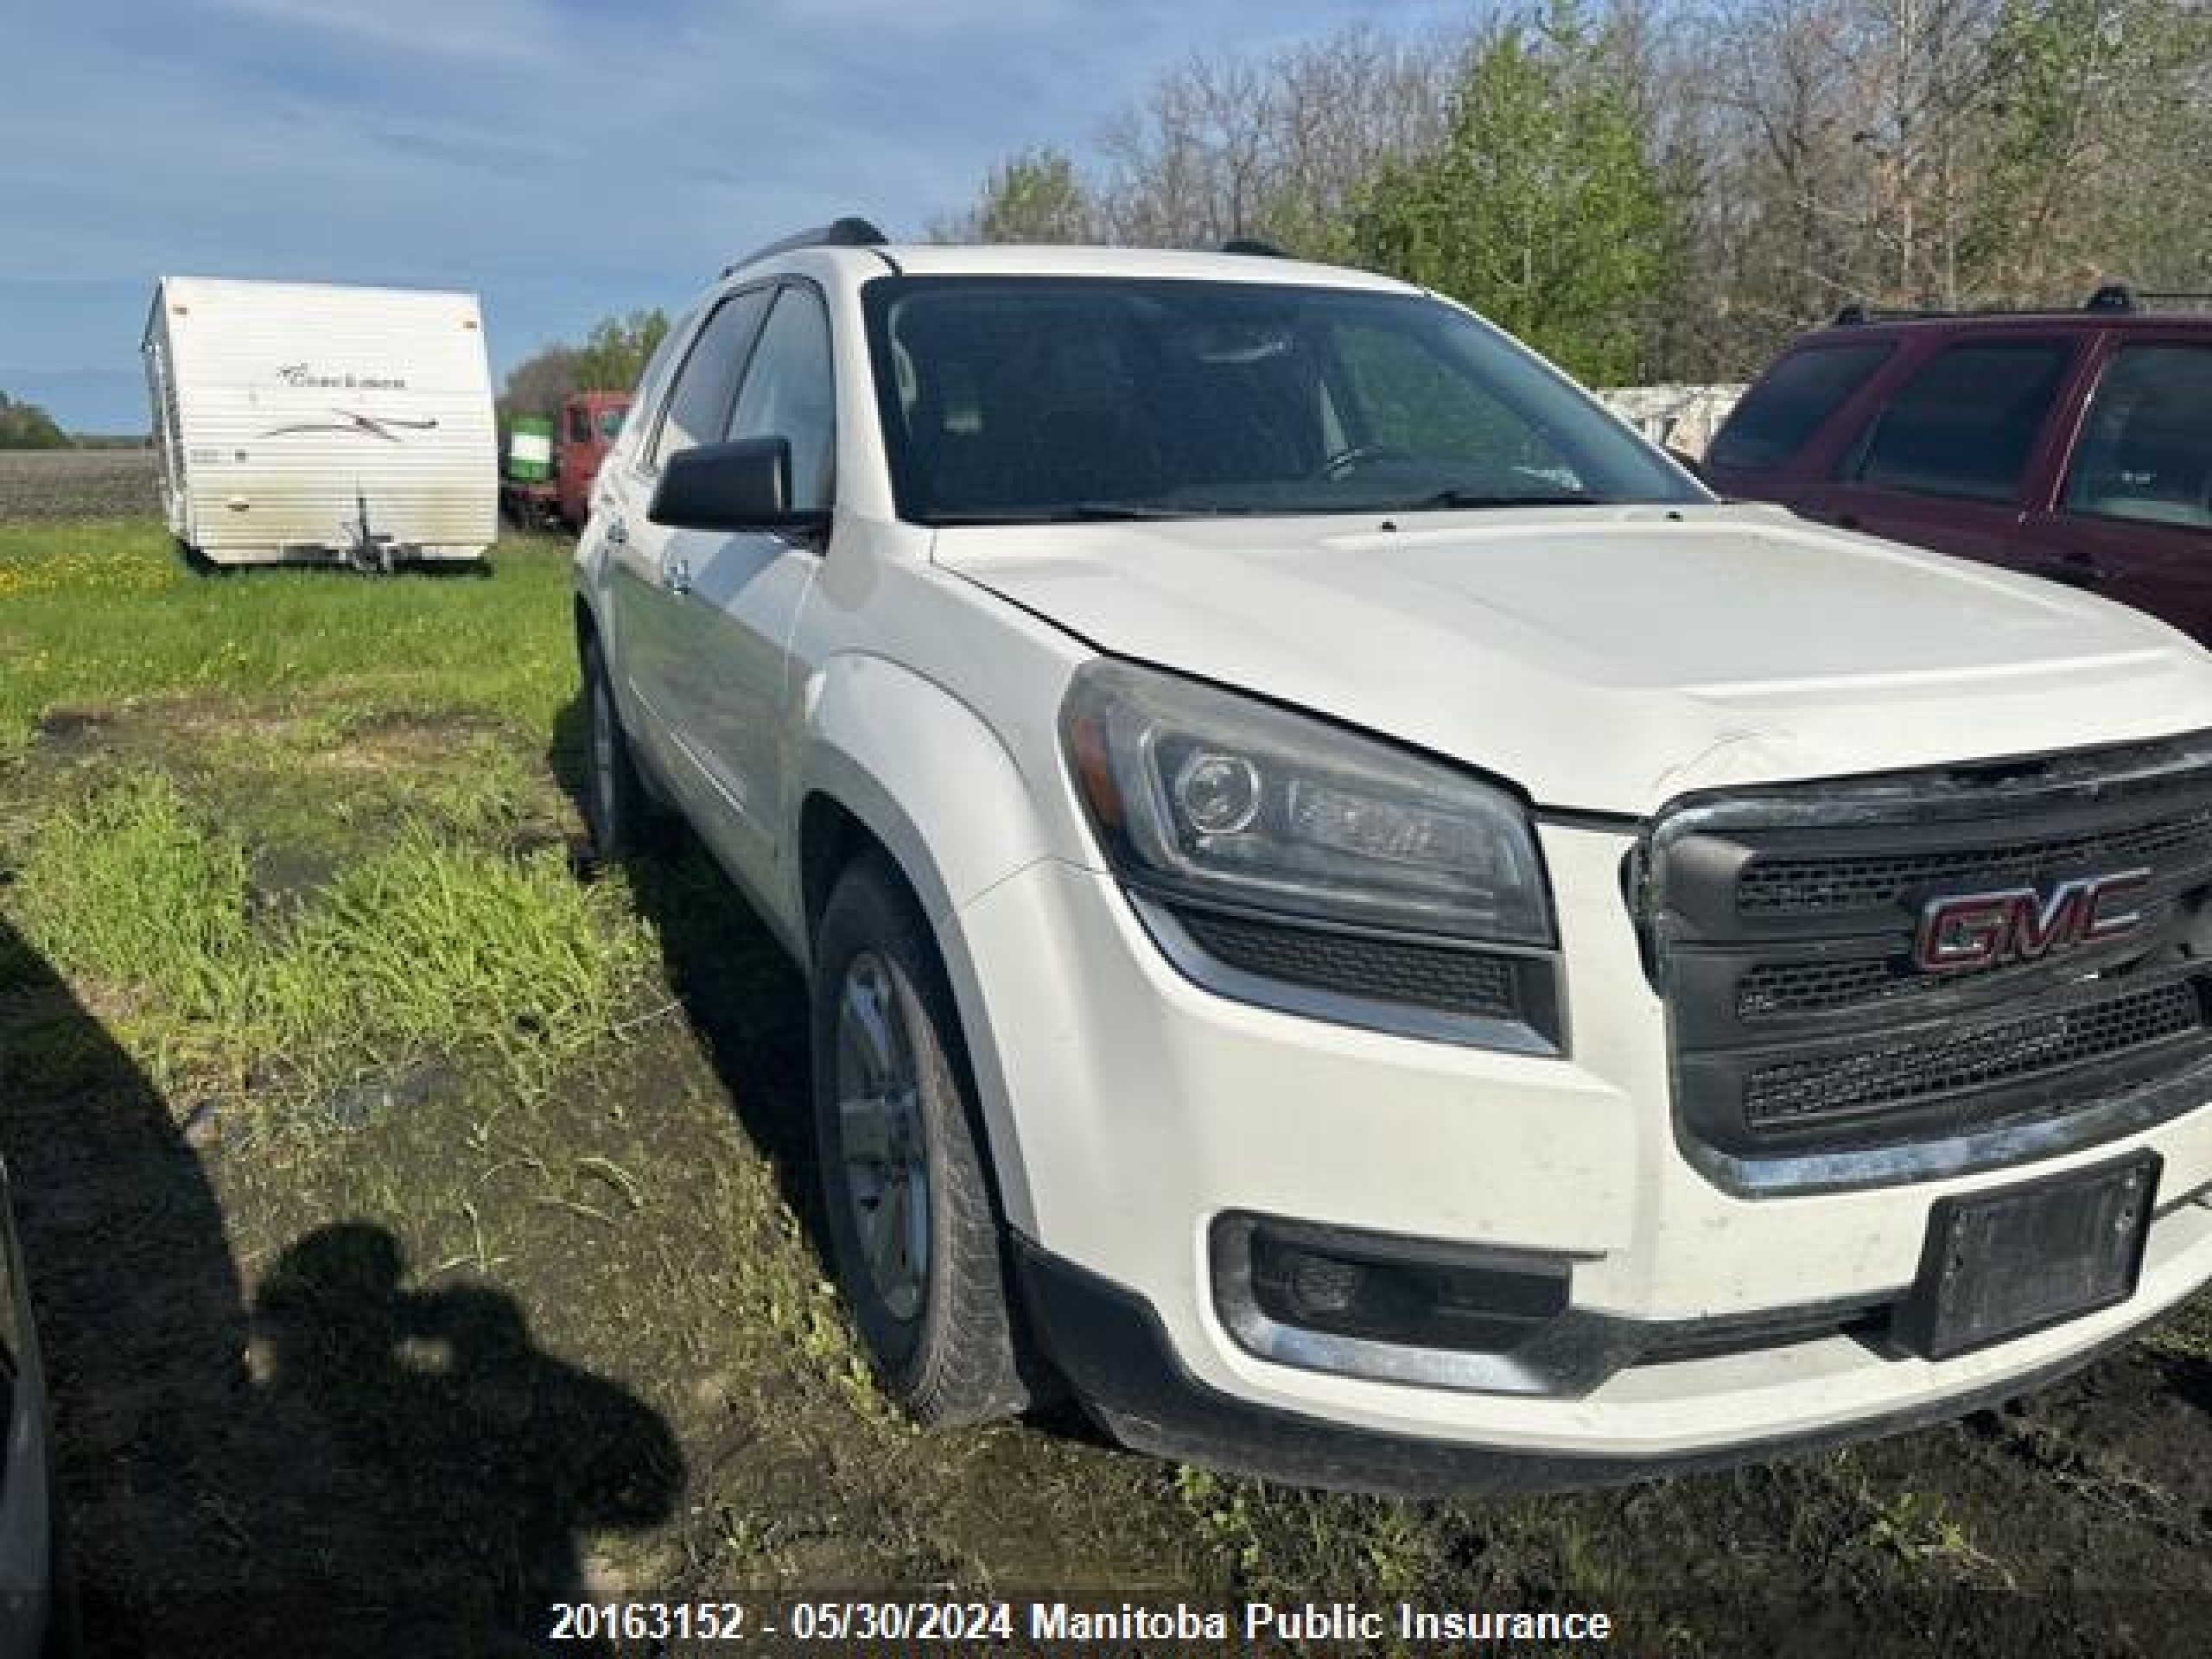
[580,634,658,863]
[811,855,1033,1425]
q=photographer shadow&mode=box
[0,911,678,1656]
[251,1224,681,1654]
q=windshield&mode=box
[862,276,1704,524]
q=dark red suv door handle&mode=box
[1833,512,1860,531]
[2038,552,2107,590]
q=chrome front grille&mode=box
[1642,732,2212,1193]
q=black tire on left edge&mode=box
[580,633,657,863]
[810,854,1033,1426]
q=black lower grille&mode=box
[1174,907,1517,1017]
[1744,981,2204,1127]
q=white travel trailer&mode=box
[143,276,497,569]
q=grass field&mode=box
[3,499,2210,1656]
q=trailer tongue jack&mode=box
[346,489,397,575]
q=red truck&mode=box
[499,390,632,530]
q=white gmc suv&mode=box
[573,221,2212,1491]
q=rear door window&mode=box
[1849,340,2073,504]
[1707,343,1892,471]
[2063,344,2212,531]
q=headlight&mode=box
[1061,659,1564,1052]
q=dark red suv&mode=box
[1704,288,2212,642]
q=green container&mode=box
[506,415,554,482]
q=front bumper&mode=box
[1011,1236,2194,1497]
[946,829,2212,1473]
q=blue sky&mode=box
[0,0,1416,433]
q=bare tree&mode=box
[934,0,2212,376]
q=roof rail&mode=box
[723,217,887,277]
[2090,284,2212,315]
[1834,283,2212,326]
[1220,237,1286,257]
[1833,301,2040,325]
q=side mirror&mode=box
[647,436,830,533]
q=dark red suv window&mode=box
[2063,344,2212,531]
[1848,340,2072,504]
[1708,343,1891,471]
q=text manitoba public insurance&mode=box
[1033,1602,1614,1644]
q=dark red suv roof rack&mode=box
[1833,284,2212,326]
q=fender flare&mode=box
[799,656,1070,1232]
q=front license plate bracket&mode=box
[1892,1151,2159,1362]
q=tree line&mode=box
[932,0,2212,385]
[0,391,68,449]
[499,308,670,422]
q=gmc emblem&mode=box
[1913,869,2152,974]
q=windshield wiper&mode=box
[1405,487,1601,511]
[925,502,1204,524]
[1061,502,1197,520]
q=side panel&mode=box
[162,279,497,561]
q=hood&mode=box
[934,504,2212,816]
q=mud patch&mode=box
[33,706,116,754]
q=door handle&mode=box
[664,554,692,595]
[2038,552,2106,590]
[1834,512,1861,531]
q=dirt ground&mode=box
[0,449,160,521]
[1,494,2209,1656]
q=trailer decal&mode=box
[256,410,442,442]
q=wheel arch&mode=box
[797,658,1068,1234]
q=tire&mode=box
[811,855,1032,1425]
[580,633,658,863]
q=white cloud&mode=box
[208,0,569,67]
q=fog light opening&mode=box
[1221,1213,1573,1357]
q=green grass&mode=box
[8,770,257,1020]
[0,524,639,1122]
[8,767,647,1120]
[0,518,577,759]
[271,830,649,1094]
